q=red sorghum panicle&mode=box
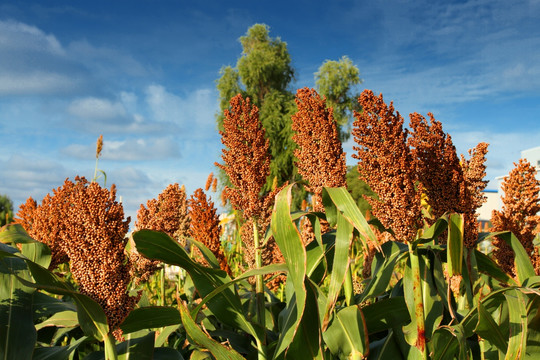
[189,188,231,274]
[460,142,489,248]
[492,159,540,275]
[352,90,422,242]
[215,94,270,219]
[20,177,138,340]
[408,112,464,221]
[132,183,190,283]
[62,177,137,340]
[291,87,347,211]
[16,189,70,268]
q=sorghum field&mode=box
[1,89,539,359]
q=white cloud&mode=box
[0,72,77,95]
[68,39,149,78]
[0,19,64,55]
[61,137,181,161]
[0,154,72,212]
[145,84,218,139]
[67,97,127,119]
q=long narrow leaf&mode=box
[475,300,508,352]
[446,213,464,276]
[323,187,377,250]
[120,306,181,334]
[270,185,308,358]
[179,303,244,360]
[504,289,528,359]
[286,280,324,359]
[322,210,353,329]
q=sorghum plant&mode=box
[408,112,464,222]
[352,89,423,243]
[131,183,190,284]
[188,187,230,274]
[492,158,540,275]
[291,87,347,211]
[17,177,138,340]
[459,142,489,248]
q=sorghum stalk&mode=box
[253,219,265,331]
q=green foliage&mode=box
[0,194,13,226]
[1,186,540,359]
[316,56,362,141]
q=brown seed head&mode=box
[291,87,347,212]
[492,159,540,275]
[188,188,230,274]
[96,135,103,159]
[352,90,422,242]
[215,94,270,219]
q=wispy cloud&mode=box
[0,154,72,206]
[145,84,218,139]
[67,97,128,119]
[61,137,181,161]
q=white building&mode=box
[521,146,540,174]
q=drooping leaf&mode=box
[179,303,244,360]
[431,325,467,360]
[475,300,508,352]
[120,306,182,335]
[0,249,109,342]
[32,336,89,360]
[474,249,514,285]
[0,224,37,244]
[35,310,78,330]
[117,331,155,360]
[323,305,368,359]
[363,297,410,335]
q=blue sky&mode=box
[1,0,539,221]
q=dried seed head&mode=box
[205,173,214,191]
[189,188,230,274]
[352,90,422,242]
[215,94,270,219]
[96,135,103,159]
[132,183,190,283]
[17,176,138,339]
[492,159,540,275]
[292,87,347,212]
